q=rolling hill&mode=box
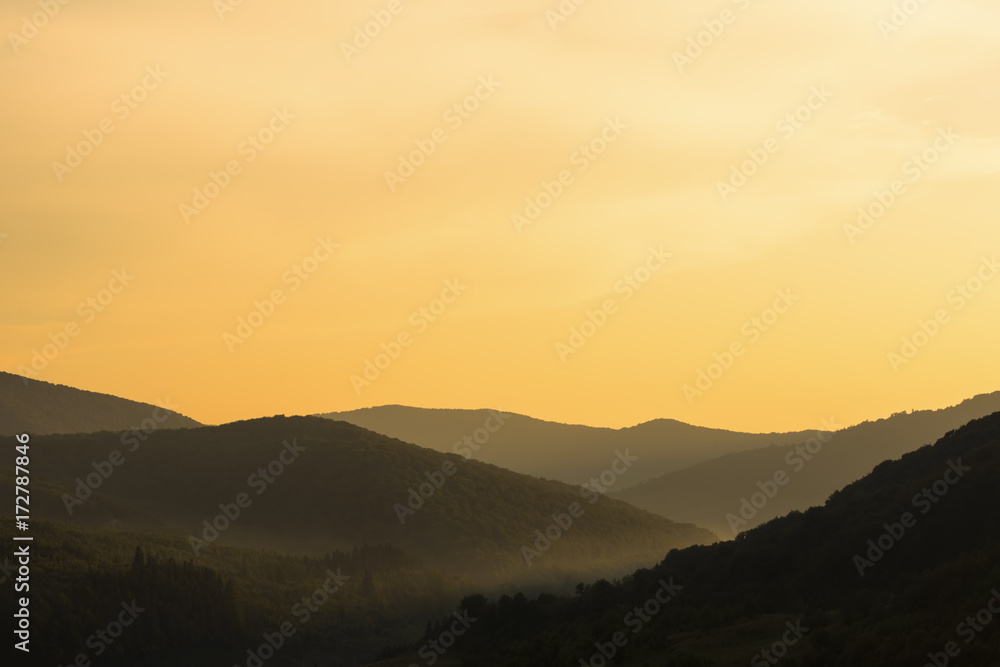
[614,391,1000,537]
[401,407,1000,666]
[317,405,820,488]
[0,518,473,667]
[0,371,200,436]
[1,415,715,585]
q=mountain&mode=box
[316,405,820,488]
[613,392,1000,537]
[399,408,1000,666]
[1,415,714,585]
[0,371,200,435]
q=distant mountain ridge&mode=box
[425,405,1000,666]
[0,415,715,585]
[614,391,1000,536]
[317,405,820,487]
[0,371,200,436]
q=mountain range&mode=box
[378,408,1000,666]
[3,371,999,665]
[317,405,823,488]
[1,414,713,585]
[614,392,1000,536]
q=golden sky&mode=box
[1,0,999,432]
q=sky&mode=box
[1,0,998,432]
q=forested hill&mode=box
[2,415,714,585]
[318,404,819,487]
[0,519,471,666]
[407,410,1000,666]
[0,371,200,436]
[615,391,1000,535]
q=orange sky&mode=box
[1,0,999,432]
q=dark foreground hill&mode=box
[0,518,473,667]
[399,409,1000,666]
[0,415,714,585]
[318,405,820,487]
[615,392,1000,536]
[0,371,200,436]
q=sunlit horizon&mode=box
[3,0,998,433]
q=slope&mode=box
[317,405,819,488]
[417,408,1000,666]
[0,371,200,435]
[0,517,472,667]
[615,391,1000,536]
[0,415,715,585]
